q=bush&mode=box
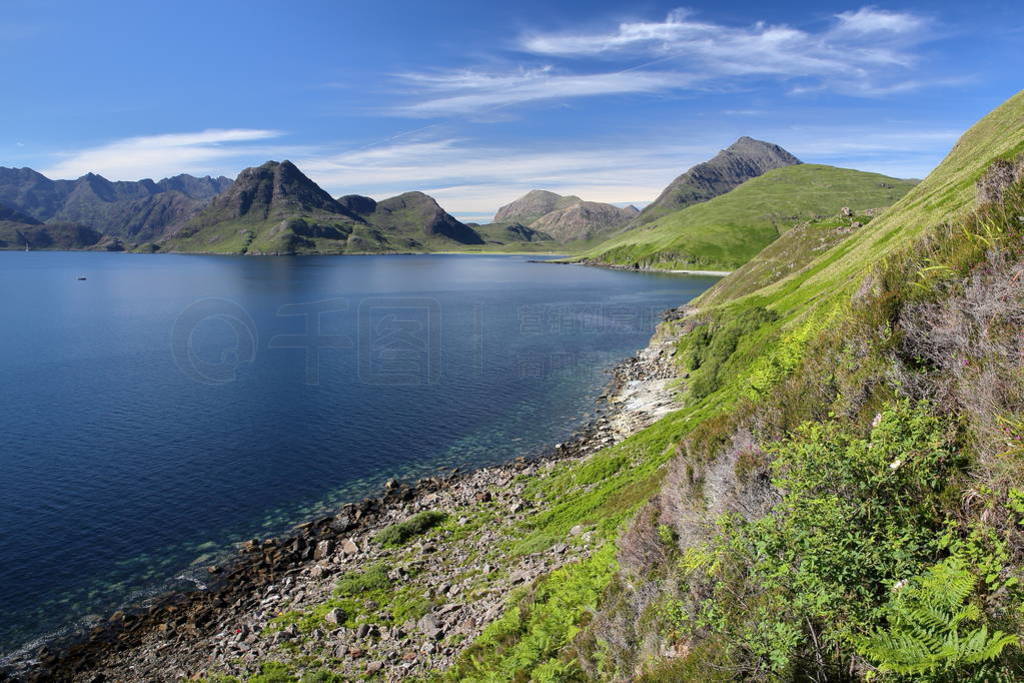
[373,510,447,547]
[685,306,778,399]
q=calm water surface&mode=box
[0,252,716,654]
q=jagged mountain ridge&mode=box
[0,166,235,241]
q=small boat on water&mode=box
[77,276,87,281]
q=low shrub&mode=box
[373,510,447,547]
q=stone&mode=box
[569,524,585,536]
[366,661,384,674]
[325,608,344,625]
[341,538,360,555]
[840,206,853,217]
[474,491,492,503]
[417,614,443,639]
[314,539,334,561]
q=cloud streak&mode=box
[392,7,938,116]
[394,66,696,116]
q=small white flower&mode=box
[889,459,902,470]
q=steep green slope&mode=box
[446,90,1024,681]
[579,164,917,271]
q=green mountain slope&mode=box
[578,164,918,271]
[444,91,1024,681]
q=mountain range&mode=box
[0,167,232,243]
[0,135,916,266]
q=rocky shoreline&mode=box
[2,322,686,683]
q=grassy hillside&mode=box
[444,90,1024,680]
[578,164,917,271]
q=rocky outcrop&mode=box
[634,136,801,226]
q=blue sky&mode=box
[1,0,1021,221]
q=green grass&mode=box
[577,164,917,271]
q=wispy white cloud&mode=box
[393,67,697,117]
[42,129,288,180]
[391,7,940,116]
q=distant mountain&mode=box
[164,162,486,254]
[494,190,583,225]
[0,166,234,241]
[530,201,639,242]
[633,137,802,226]
[491,190,637,243]
[187,160,358,227]
[341,192,484,245]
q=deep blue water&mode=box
[0,252,716,655]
